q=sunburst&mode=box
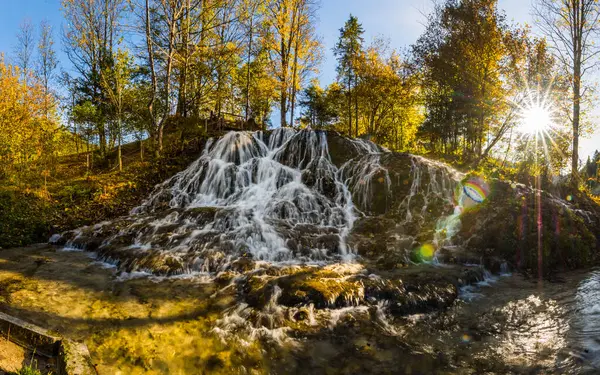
[515,91,556,137]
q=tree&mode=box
[264,0,321,127]
[101,48,133,172]
[14,19,35,83]
[72,101,99,171]
[287,0,321,127]
[241,0,263,122]
[0,56,60,182]
[299,79,338,128]
[37,20,58,119]
[237,49,277,125]
[62,0,128,157]
[534,0,600,185]
[143,0,182,154]
[334,15,364,137]
[413,0,509,161]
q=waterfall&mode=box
[52,129,474,275]
[61,129,374,273]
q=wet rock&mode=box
[240,266,462,316]
[361,274,458,316]
[96,246,185,275]
[276,271,364,308]
[48,234,67,246]
[326,132,365,168]
[228,257,255,273]
[301,169,316,187]
[181,206,219,223]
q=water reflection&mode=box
[210,267,600,374]
[396,269,600,373]
[490,296,568,369]
[564,270,600,372]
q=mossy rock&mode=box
[457,179,600,275]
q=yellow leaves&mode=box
[0,57,59,174]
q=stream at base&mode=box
[220,267,600,374]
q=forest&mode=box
[0,0,597,177]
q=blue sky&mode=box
[0,0,597,159]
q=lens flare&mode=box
[416,243,436,262]
[456,177,490,210]
[463,179,489,203]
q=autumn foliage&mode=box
[0,56,66,183]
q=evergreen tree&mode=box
[334,15,364,137]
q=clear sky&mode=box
[0,0,597,159]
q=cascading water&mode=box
[54,127,596,291]
[53,129,477,275]
[56,129,414,275]
[135,129,355,262]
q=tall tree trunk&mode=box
[354,87,359,138]
[118,132,122,172]
[245,9,254,122]
[145,0,158,154]
[74,124,79,154]
[572,64,581,186]
[99,130,106,157]
[178,0,190,117]
[347,75,352,137]
[290,46,299,127]
[160,6,176,153]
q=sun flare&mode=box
[520,104,553,135]
[516,92,556,136]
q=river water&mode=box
[268,269,600,374]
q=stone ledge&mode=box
[0,312,96,375]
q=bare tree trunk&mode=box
[159,126,165,153]
[160,3,177,153]
[145,0,159,154]
[245,7,254,122]
[74,124,79,154]
[572,65,581,186]
[354,87,359,138]
[290,45,299,127]
[118,140,122,172]
[118,120,123,172]
[280,29,289,128]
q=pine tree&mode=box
[334,15,364,137]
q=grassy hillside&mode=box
[0,128,210,248]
